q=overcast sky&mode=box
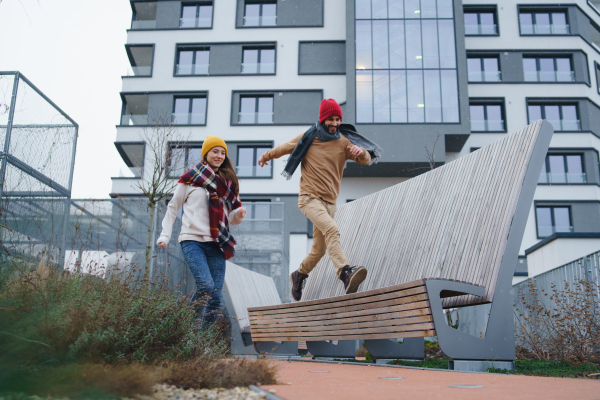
[0,0,132,198]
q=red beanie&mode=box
[319,99,343,124]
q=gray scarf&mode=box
[282,122,383,180]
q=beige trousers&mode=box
[297,195,348,277]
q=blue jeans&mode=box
[180,240,226,326]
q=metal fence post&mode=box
[0,72,20,199]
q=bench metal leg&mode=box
[364,338,424,360]
[254,341,298,356]
[426,280,515,361]
[306,340,357,358]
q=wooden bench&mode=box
[249,120,553,361]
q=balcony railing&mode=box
[236,165,272,178]
[243,16,277,26]
[546,119,581,131]
[464,23,497,35]
[538,172,587,184]
[176,64,209,75]
[470,119,505,131]
[127,66,152,77]
[121,114,148,125]
[238,112,274,124]
[468,71,502,82]
[131,20,157,29]
[179,17,212,28]
[538,225,574,237]
[524,70,575,82]
[241,63,275,74]
[172,113,206,125]
[520,23,570,35]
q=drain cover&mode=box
[449,385,485,389]
[308,370,330,373]
[379,377,405,380]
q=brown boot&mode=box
[340,265,367,294]
[290,270,308,301]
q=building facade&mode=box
[112,0,600,292]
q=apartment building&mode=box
[112,0,600,291]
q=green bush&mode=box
[487,359,600,378]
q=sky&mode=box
[0,0,132,198]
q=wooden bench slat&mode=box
[252,330,437,342]
[252,322,435,339]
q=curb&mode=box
[249,385,286,400]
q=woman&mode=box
[157,135,246,327]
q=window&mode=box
[470,147,481,152]
[126,45,154,77]
[539,154,586,184]
[519,11,569,35]
[464,8,498,35]
[596,62,600,92]
[168,145,203,177]
[237,146,272,178]
[244,1,276,26]
[180,2,213,28]
[469,102,504,131]
[467,56,501,82]
[117,143,145,178]
[528,104,580,131]
[355,0,459,124]
[121,94,149,125]
[172,97,207,125]
[536,206,573,237]
[131,2,157,29]
[523,57,574,82]
[242,47,275,74]
[239,96,274,124]
[242,199,271,219]
[176,48,210,75]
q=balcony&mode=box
[468,71,501,82]
[126,66,152,77]
[241,63,275,74]
[524,70,575,82]
[521,23,570,35]
[172,112,206,125]
[180,17,212,28]
[121,114,148,125]
[236,165,272,178]
[243,16,277,27]
[464,23,497,35]
[131,20,156,29]
[546,119,581,131]
[470,119,505,132]
[538,172,587,184]
[176,64,209,76]
[238,112,274,124]
[538,225,574,237]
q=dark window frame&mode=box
[595,61,600,94]
[174,46,211,76]
[238,95,274,125]
[167,142,204,178]
[243,0,277,27]
[534,205,573,238]
[469,98,507,133]
[518,7,570,36]
[539,152,587,185]
[180,1,214,29]
[172,95,208,126]
[526,102,581,132]
[522,55,574,82]
[467,55,501,82]
[241,46,277,75]
[463,5,499,36]
[236,145,274,179]
[240,198,272,219]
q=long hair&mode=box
[205,155,240,196]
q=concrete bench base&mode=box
[449,360,515,372]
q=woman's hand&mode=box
[157,241,166,249]
[238,207,247,219]
[258,155,268,167]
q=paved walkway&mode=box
[260,360,600,400]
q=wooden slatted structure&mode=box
[249,121,551,345]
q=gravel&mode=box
[134,384,267,400]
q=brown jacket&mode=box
[261,133,371,204]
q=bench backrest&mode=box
[302,120,550,307]
[223,261,281,329]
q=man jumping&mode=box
[258,98,382,301]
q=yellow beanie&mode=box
[201,135,228,157]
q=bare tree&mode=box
[130,114,190,278]
[408,133,442,172]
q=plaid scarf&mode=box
[178,161,242,260]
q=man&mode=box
[258,99,382,301]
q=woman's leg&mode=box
[180,240,214,322]
[201,242,226,326]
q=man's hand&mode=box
[238,207,247,219]
[258,154,269,167]
[157,241,166,249]
[347,145,364,157]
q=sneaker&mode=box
[290,270,308,301]
[340,265,367,294]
